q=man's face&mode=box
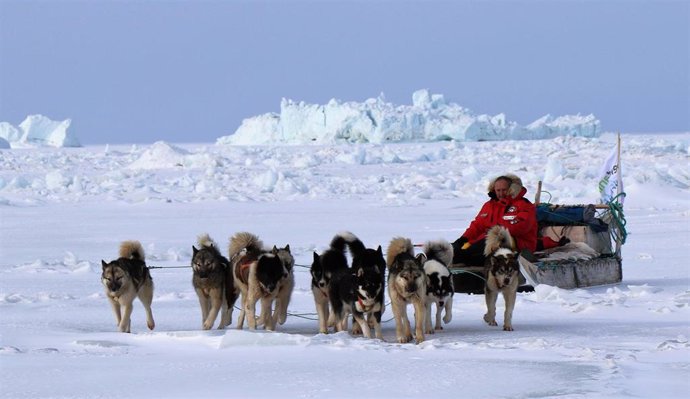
[494,179,510,200]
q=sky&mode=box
[0,0,688,145]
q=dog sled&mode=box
[449,180,627,293]
[450,135,627,293]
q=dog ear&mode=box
[285,244,290,252]
[376,245,383,256]
[415,253,427,264]
[356,267,364,277]
[272,245,278,254]
[192,246,198,256]
[313,252,320,262]
[101,260,108,269]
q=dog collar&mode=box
[357,295,372,312]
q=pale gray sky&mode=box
[1,0,688,144]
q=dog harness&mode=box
[235,256,254,285]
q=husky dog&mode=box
[229,232,284,331]
[420,239,454,334]
[101,241,155,333]
[386,237,427,344]
[192,234,237,330]
[270,244,295,327]
[310,233,352,334]
[329,233,386,339]
[483,226,520,331]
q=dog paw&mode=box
[503,325,514,331]
[397,336,410,344]
[483,314,498,326]
[443,315,452,324]
[425,328,435,335]
[415,335,425,344]
[435,325,443,331]
[202,321,213,330]
[147,321,155,330]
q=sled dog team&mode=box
[101,226,521,342]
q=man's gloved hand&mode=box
[453,236,470,250]
[558,236,571,246]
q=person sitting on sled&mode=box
[452,173,539,265]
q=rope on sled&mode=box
[605,192,628,246]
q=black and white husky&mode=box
[310,233,351,334]
[419,239,454,334]
[483,226,520,331]
[328,233,386,339]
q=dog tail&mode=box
[484,226,515,257]
[196,233,217,250]
[119,240,145,261]
[423,239,454,266]
[228,232,264,259]
[386,237,414,268]
[330,231,366,258]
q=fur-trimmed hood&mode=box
[487,173,526,200]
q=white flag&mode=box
[598,142,623,205]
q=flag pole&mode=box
[617,132,622,203]
[615,132,624,256]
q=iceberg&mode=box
[217,89,601,145]
[0,115,81,148]
[0,122,22,144]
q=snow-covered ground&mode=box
[1,132,689,398]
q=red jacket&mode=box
[462,186,537,252]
